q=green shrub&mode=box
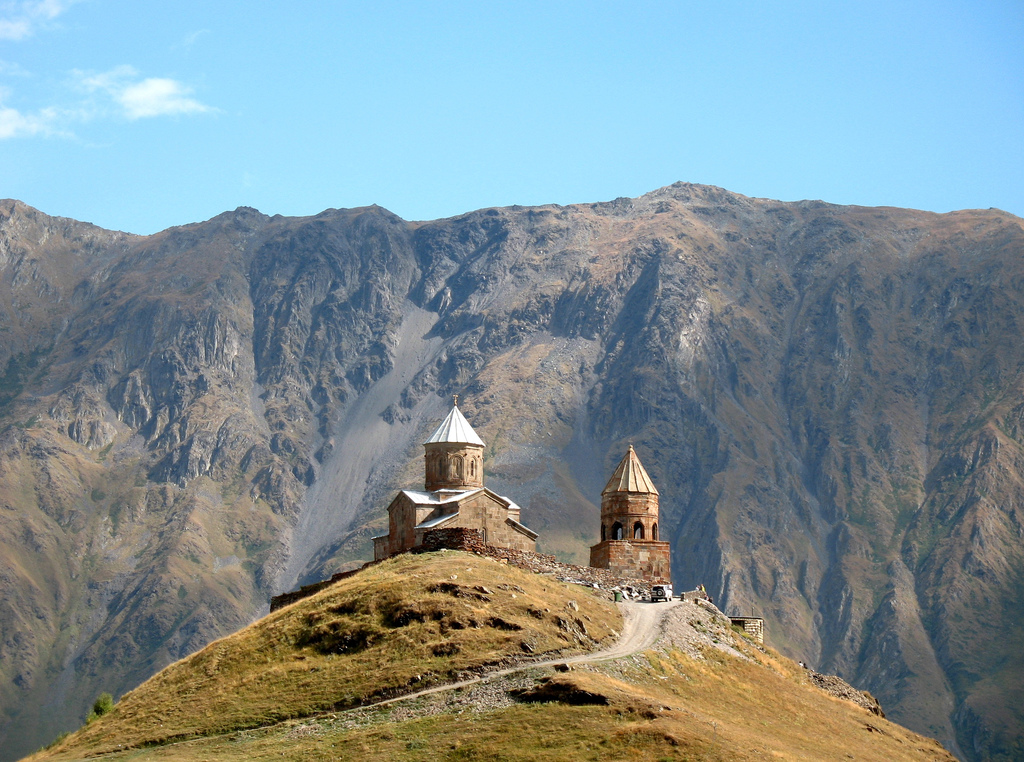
[86,692,114,723]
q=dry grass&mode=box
[31,645,954,762]
[29,551,954,761]
[32,551,619,760]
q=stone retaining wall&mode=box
[419,527,487,552]
[269,564,375,612]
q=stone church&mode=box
[589,445,671,582]
[372,402,538,561]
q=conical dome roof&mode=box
[424,404,485,446]
[602,445,659,495]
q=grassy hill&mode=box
[29,551,953,761]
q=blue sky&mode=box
[1,1,1021,235]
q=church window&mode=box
[601,523,606,541]
[612,522,623,540]
[453,455,463,479]
[633,522,644,539]
[652,522,658,540]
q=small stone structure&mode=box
[589,446,671,582]
[372,402,537,561]
[729,616,765,644]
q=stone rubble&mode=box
[807,670,886,717]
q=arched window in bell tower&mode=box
[612,522,623,540]
[633,521,644,539]
[601,524,606,541]
[652,522,658,541]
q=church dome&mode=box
[601,445,659,495]
[424,404,485,446]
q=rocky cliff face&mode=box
[0,187,1022,760]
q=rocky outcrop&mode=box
[0,187,1022,760]
[808,670,885,717]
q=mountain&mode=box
[0,186,1022,760]
[28,551,953,762]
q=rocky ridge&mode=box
[0,187,1022,759]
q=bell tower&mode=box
[590,445,671,582]
[423,398,485,492]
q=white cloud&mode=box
[0,0,73,41]
[0,103,57,138]
[120,78,209,119]
[77,64,136,94]
[0,82,62,137]
[0,64,213,139]
[0,17,30,39]
[78,65,212,121]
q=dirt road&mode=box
[373,598,681,709]
[566,598,681,662]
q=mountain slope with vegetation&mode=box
[29,551,952,762]
[1,187,1022,759]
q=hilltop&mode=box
[29,551,952,761]
[2,186,1023,759]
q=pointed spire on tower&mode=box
[602,445,659,495]
[424,402,485,446]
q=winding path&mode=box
[97,600,683,758]
[371,599,681,709]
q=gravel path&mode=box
[569,598,680,661]
[210,598,748,747]
[369,598,681,710]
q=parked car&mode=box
[650,584,673,602]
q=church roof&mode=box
[424,404,485,446]
[505,516,539,540]
[602,445,659,495]
[400,488,483,505]
[415,512,460,530]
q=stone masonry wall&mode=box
[270,564,376,612]
[590,540,671,582]
[420,527,486,552]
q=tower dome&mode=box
[423,401,485,491]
